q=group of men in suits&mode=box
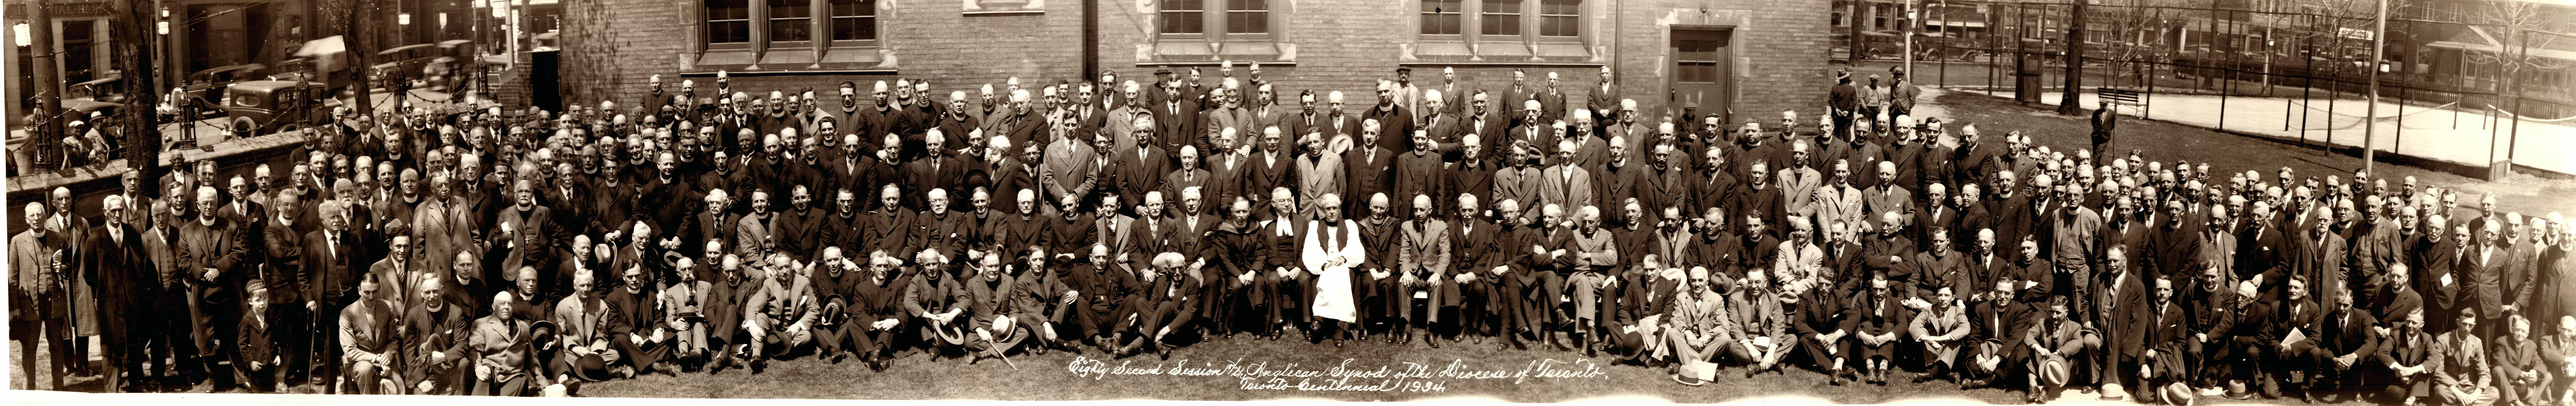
[14,63,2576,406]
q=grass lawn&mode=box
[575,332,2010,402]
[0,327,2443,404]
[564,329,2358,404]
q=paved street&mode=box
[1970,90,2576,176]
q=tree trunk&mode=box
[349,0,379,121]
[2058,0,2088,115]
[1850,1,1869,61]
[112,0,161,176]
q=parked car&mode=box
[66,76,127,105]
[372,43,439,89]
[62,75,129,124]
[222,80,331,135]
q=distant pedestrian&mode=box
[2090,102,2117,159]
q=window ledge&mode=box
[1396,61,1603,67]
[1404,41,1598,64]
[759,49,819,69]
[963,9,1044,16]
[1140,41,1293,64]
[689,47,890,73]
[1533,43,1590,58]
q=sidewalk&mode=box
[8,88,459,194]
[1962,90,2576,176]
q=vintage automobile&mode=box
[221,79,331,134]
[63,75,128,122]
[372,43,440,90]
[180,64,267,117]
[67,76,127,104]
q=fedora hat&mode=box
[572,353,613,382]
[2160,382,2196,406]
[2038,358,2071,386]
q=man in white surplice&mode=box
[1303,193,1366,346]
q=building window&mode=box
[830,0,877,43]
[60,20,97,85]
[1157,0,1272,41]
[703,0,880,50]
[1160,0,1204,35]
[706,0,752,46]
[1225,0,1267,35]
[1421,0,1461,36]
[1537,0,1577,38]
[1418,0,1585,45]
[769,0,811,43]
[1480,0,1519,36]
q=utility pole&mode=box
[2361,0,2385,174]
[1903,0,1917,77]
[28,0,62,172]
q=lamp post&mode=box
[2361,0,2384,174]
[1903,0,1917,79]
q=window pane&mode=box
[707,0,751,44]
[1160,0,1203,34]
[1481,0,1518,36]
[831,0,875,42]
[1227,0,1267,34]
[770,0,811,42]
[62,20,95,84]
[1421,0,1460,36]
[1540,0,1577,37]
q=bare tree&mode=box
[2092,0,2187,88]
[2468,0,2572,106]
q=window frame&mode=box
[827,0,879,48]
[1413,0,1588,47]
[1535,0,1580,42]
[1158,0,1208,40]
[1155,0,1277,42]
[704,0,755,50]
[700,0,882,52]
[1223,0,1271,40]
[1480,0,1521,38]
[766,0,815,48]
[1419,0,1462,40]
[57,19,102,85]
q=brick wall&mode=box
[560,0,686,107]
[554,0,1828,121]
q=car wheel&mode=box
[230,116,261,138]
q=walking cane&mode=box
[57,249,84,383]
[995,349,1021,370]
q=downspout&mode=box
[1082,0,1098,83]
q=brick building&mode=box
[553,0,1832,125]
